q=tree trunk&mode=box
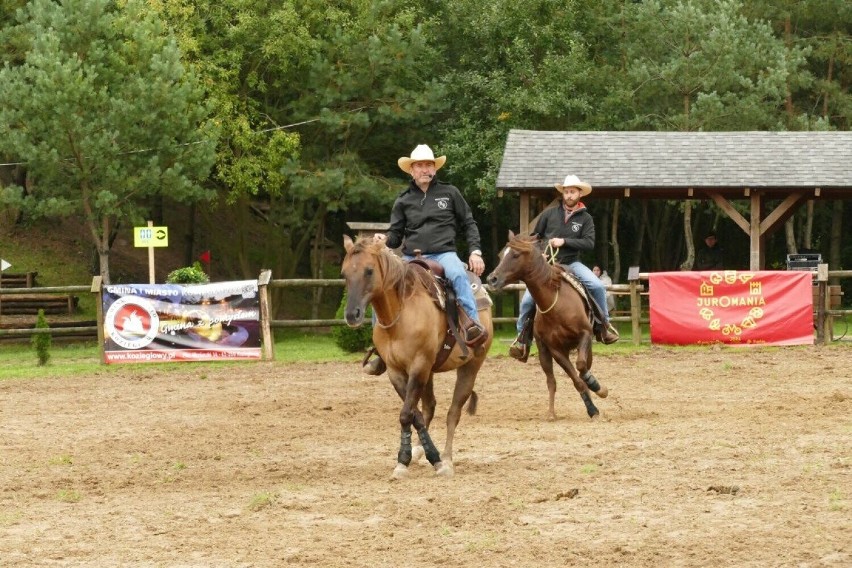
[803,200,814,250]
[611,199,621,283]
[598,201,610,271]
[679,200,694,270]
[632,201,648,270]
[785,217,797,254]
[829,201,843,285]
[310,216,326,320]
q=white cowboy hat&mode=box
[555,174,592,197]
[397,144,447,175]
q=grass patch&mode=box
[49,455,73,466]
[828,489,845,511]
[248,491,277,512]
[56,489,81,503]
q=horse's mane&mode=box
[350,236,413,297]
[507,233,563,289]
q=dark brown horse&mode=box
[486,231,608,420]
[341,235,493,478]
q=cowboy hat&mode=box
[555,174,592,197]
[397,144,446,175]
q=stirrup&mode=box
[464,323,488,348]
[508,338,529,363]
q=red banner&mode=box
[649,271,814,346]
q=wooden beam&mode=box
[750,193,762,270]
[709,192,749,234]
[759,192,805,236]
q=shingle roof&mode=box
[496,130,852,198]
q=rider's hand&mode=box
[549,237,565,248]
[468,253,485,276]
[373,233,387,243]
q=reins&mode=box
[535,242,560,313]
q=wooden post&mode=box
[628,266,641,345]
[91,276,105,363]
[817,264,830,344]
[147,220,156,284]
[258,269,274,360]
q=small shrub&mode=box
[331,290,373,352]
[166,261,209,284]
[31,308,51,366]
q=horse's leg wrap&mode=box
[582,370,601,393]
[416,427,441,466]
[580,391,599,418]
[397,428,413,466]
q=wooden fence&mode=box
[0,268,848,354]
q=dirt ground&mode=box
[1,345,850,567]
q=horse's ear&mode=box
[343,234,354,252]
[508,229,515,240]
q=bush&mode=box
[331,290,373,352]
[31,309,51,366]
[166,261,210,284]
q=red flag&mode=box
[649,270,813,346]
[198,250,211,264]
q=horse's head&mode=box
[341,235,382,327]
[486,230,544,291]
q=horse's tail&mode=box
[466,390,479,416]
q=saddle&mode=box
[407,255,492,371]
[517,266,609,345]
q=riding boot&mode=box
[362,347,387,375]
[596,321,620,345]
[509,313,534,362]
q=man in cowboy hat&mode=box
[364,144,487,375]
[509,174,619,362]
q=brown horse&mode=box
[341,235,493,478]
[486,231,608,420]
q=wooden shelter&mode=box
[496,130,852,270]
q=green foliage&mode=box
[331,290,373,353]
[166,261,210,284]
[0,0,218,282]
[31,308,51,366]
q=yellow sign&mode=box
[134,226,169,247]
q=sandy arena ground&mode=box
[1,345,850,567]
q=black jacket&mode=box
[386,178,481,256]
[532,202,595,265]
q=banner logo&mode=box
[104,296,160,349]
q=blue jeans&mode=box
[516,261,609,333]
[404,251,481,325]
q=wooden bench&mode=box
[0,294,79,315]
[0,271,38,288]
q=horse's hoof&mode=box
[434,461,454,477]
[411,445,425,463]
[597,385,609,398]
[391,463,409,480]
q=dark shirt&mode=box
[695,244,724,270]
[386,178,481,256]
[532,202,595,265]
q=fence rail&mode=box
[0,269,848,347]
